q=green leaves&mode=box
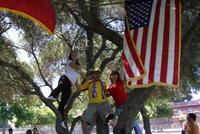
[0,101,55,127]
[145,99,173,119]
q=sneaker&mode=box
[108,119,117,128]
[105,114,115,123]
[61,121,67,129]
[47,96,57,101]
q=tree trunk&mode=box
[55,117,69,134]
[140,106,152,134]
[85,29,95,71]
[96,116,109,134]
[2,123,5,134]
[114,87,154,134]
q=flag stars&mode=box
[125,0,153,29]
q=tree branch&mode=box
[140,106,152,134]
[3,44,32,53]
[0,59,61,117]
[93,36,106,62]
[23,90,38,95]
[114,87,154,134]
[85,29,95,71]
[69,116,82,133]
[71,28,85,49]
[64,4,89,29]
[30,40,53,91]
[62,0,123,49]
[3,42,53,91]
[100,47,121,71]
[104,18,122,27]
[59,33,72,48]
[76,0,123,49]
[67,1,124,7]
[64,91,80,117]
[181,15,200,77]
[0,25,11,36]
[182,15,200,61]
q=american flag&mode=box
[123,0,181,88]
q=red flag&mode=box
[0,0,56,34]
[123,0,181,88]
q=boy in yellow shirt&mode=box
[79,69,115,132]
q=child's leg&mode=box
[115,105,124,116]
[58,76,72,119]
[82,121,94,134]
[82,103,97,134]
[98,102,115,125]
[82,120,89,134]
[133,120,143,134]
[49,75,67,98]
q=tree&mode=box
[0,2,123,133]
[140,82,194,134]
[0,0,200,134]
[141,99,173,134]
[0,101,55,127]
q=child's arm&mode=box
[69,62,81,70]
[104,89,111,97]
[79,80,90,92]
[75,81,81,92]
[105,83,111,97]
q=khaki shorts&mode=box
[82,102,114,125]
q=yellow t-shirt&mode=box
[80,80,108,103]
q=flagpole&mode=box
[86,2,124,7]
[67,1,124,7]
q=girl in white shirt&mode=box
[47,51,81,120]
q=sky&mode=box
[3,28,200,100]
[192,92,200,100]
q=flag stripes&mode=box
[124,0,181,88]
[123,29,146,80]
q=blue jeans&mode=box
[116,104,143,134]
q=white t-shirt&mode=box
[64,59,80,85]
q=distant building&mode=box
[172,100,200,124]
[150,100,200,130]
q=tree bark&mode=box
[2,123,5,134]
[0,59,66,133]
[140,106,152,134]
[74,0,123,49]
[85,29,95,71]
[96,116,109,134]
[181,15,200,77]
[114,87,154,134]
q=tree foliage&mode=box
[145,99,173,119]
[0,101,55,127]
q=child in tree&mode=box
[79,69,115,133]
[47,51,82,124]
[107,70,143,134]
